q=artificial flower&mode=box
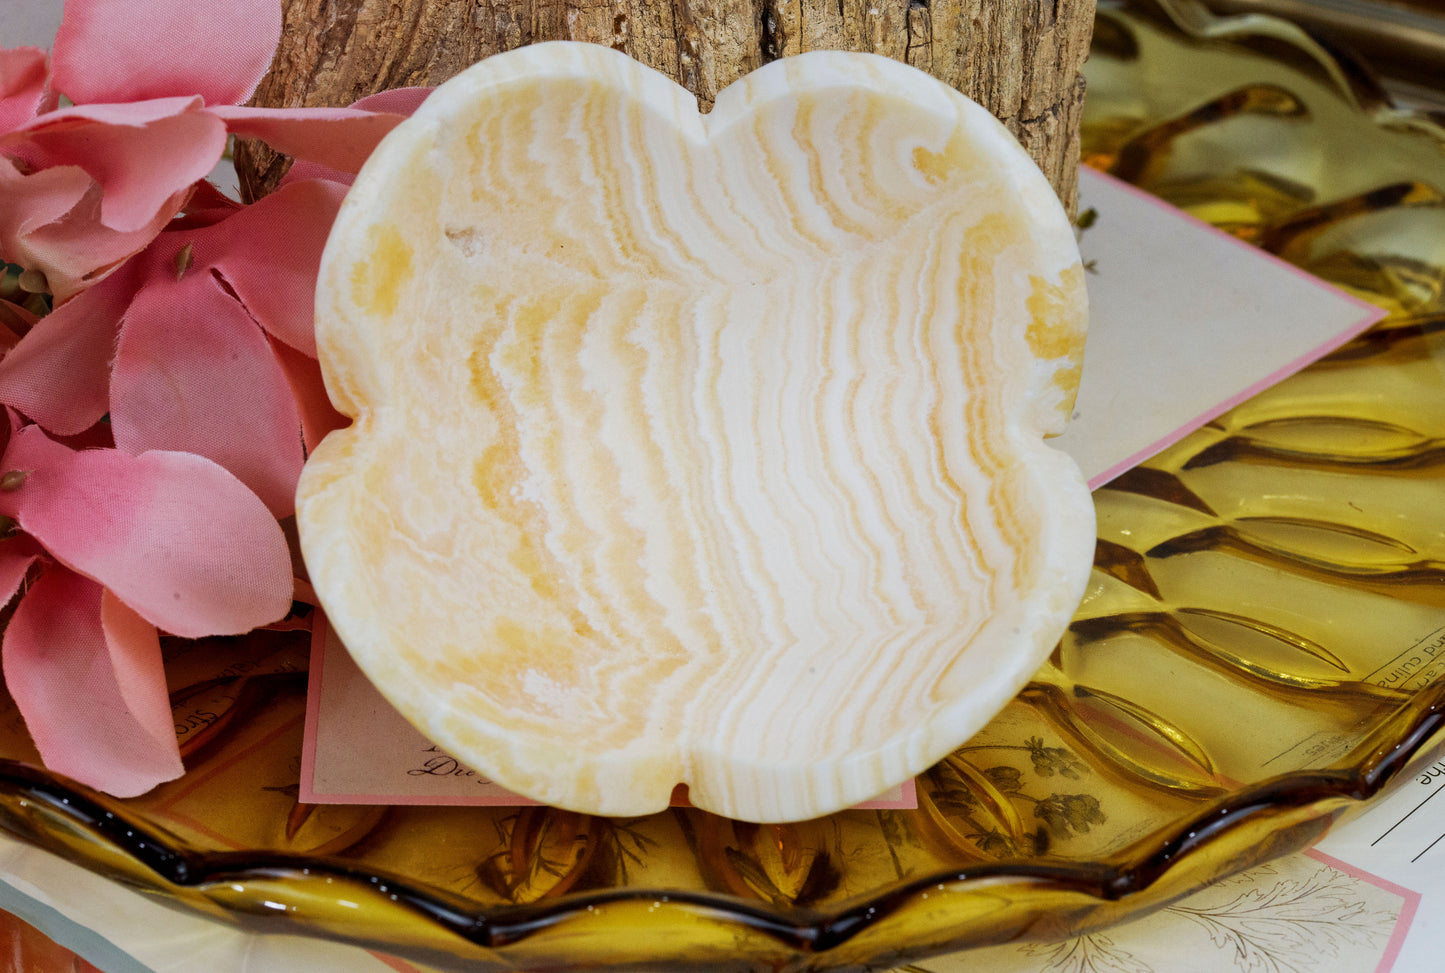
[0,0,409,300]
[0,0,434,798]
[0,421,293,796]
[0,177,351,515]
[0,49,52,132]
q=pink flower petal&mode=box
[276,158,355,190]
[8,97,203,130]
[270,336,347,452]
[8,98,226,233]
[0,101,221,297]
[0,535,41,610]
[0,157,91,245]
[0,172,183,301]
[100,586,178,757]
[0,48,52,132]
[110,270,304,517]
[350,87,435,115]
[205,178,345,356]
[0,425,293,637]
[1,567,183,797]
[51,0,281,107]
[3,175,335,439]
[176,179,243,227]
[214,105,406,175]
[276,89,432,188]
[0,260,139,432]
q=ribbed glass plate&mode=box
[1,1,1442,969]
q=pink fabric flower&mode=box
[0,0,435,797]
[0,178,350,515]
[0,422,293,796]
[0,49,53,132]
[0,0,410,300]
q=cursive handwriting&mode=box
[173,692,236,737]
[407,746,494,784]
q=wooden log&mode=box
[237,0,1094,213]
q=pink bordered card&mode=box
[1054,167,1386,487]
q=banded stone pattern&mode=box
[299,43,1091,821]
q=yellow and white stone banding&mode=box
[298,42,1094,822]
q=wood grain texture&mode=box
[237,0,1095,212]
[296,45,1095,822]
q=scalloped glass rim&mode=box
[4,687,1443,935]
[1,0,1443,968]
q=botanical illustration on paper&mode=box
[897,853,1406,973]
[927,736,1107,857]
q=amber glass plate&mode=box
[2,1,1444,969]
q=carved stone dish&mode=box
[297,43,1093,821]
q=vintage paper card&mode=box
[302,615,539,806]
[1056,166,1386,487]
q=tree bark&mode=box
[237,0,1094,213]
